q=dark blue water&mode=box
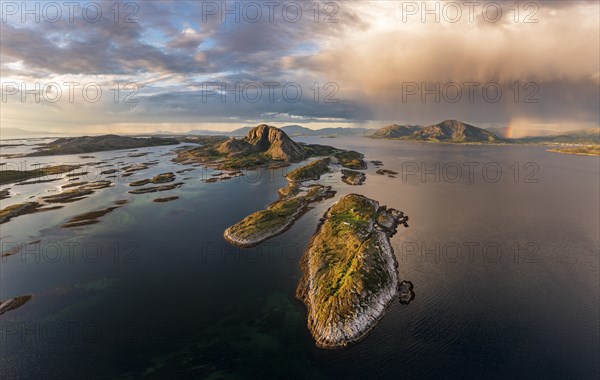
[1,137,598,378]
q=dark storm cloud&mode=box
[1,1,598,130]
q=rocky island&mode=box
[224,184,335,247]
[549,145,600,156]
[0,164,79,185]
[220,126,371,248]
[0,295,33,315]
[371,124,421,138]
[341,169,366,185]
[174,124,366,171]
[297,194,406,349]
[286,158,331,182]
[27,135,179,156]
[371,120,504,143]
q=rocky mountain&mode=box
[280,125,314,135]
[28,135,179,156]
[371,124,421,138]
[217,124,307,161]
[411,120,503,143]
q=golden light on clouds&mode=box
[1,1,598,133]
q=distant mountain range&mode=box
[371,120,503,143]
[1,127,62,137]
[4,123,598,145]
[231,125,371,137]
[370,120,599,144]
[230,127,253,136]
[371,124,421,138]
[280,125,371,136]
[413,120,503,143]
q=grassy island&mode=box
[173,126,366,171]
[224,184,335,248]
[297,194,407,348]
[286,158,331,182]
[548,145,600,156]
[341,169,366,185]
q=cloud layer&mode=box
[1,0,598,133]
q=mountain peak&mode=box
[414,120,501,143]
[218,124,306,161]
[372,124,421,138]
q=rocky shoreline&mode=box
[296,194,406,349]
[223,185,335,248]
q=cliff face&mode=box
[217,124,306,161]
[412,120,502,143]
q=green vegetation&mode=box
[0,202,63,224]
[128,182,183,194]
[301,144,337,157]
[278,182,300,200]
[224,185,335,247]
[286,158,331,182]
[1,180,116,225]
[174,138,366,171]
[376,169,398,177]
[0,165,79,185]
[129,172,176,187]
[341,169,366,185]
[227,197,306,241]
[62,181,88,189]
[174,144,269,170]
[28,135,179,156]
[334,150,367,169]
[220,153,270,170]
[42,188,95,203]
[305,195,383,307]
[549,145,600,156]
[297,194,405,348]
[224,157,338,247]
[153,196,179,203]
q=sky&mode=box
[1,0,599,136]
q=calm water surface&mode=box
[1,137,598,378]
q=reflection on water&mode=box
[0,136,598,378]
